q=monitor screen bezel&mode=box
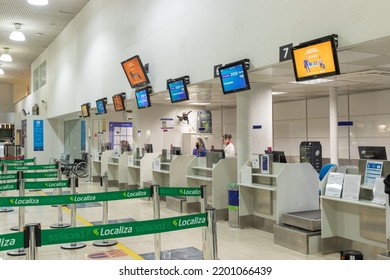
[112,93,126,112]
[218,59,251,94]
[291,35,340,82]
[95,98,107,115]
[135,87,152,109]
[81,103,91,118]
[121,55,150,89]
[358,146,387,160]
[167,76,190,103]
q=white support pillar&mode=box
[329,87,338,165]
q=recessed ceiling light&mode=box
[289,78,334,85]
[272,91,287,95]
[27,0,49,6]
[189,102,211,106]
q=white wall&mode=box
[12,0,390,164]
[15,0,390,119]
[273,89,390,161]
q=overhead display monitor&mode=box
[291,35,340,82]
[167,77,189,103]
[95,98,107,114]
[218,59,251,94]
[81,103,91,118]
[121,55,150,88]
[112,93,126,112]
[135,87,152,109]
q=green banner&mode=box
[1,158,35,164]
[0,182,17,192]
[159,187,202,197]
[0,189,151,207]
[0,232,24,252]
[6,164,57,171]
[24,171,58,179]
[0,174,17,181]
[25,180,69,190]
[41,213,207,246]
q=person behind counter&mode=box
[223,134,235,157]
[192,137,207,157]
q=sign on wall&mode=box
[33,120,44,151]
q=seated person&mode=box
[192,137,207,157]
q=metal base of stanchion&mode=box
[50,223,71,229]
[7,248,26,256]
[61,243,87,250]
[0,208,14,213]
[93,239,118,247]
[10,226,18,231]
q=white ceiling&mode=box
[0,0,89,86]
[1,1,390,109]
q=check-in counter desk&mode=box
[127,152,160,190]
[239,162,319,232]
[152,154,195,212]
[186,156,237,220]
[106,151,129,189]
[320,159,390,259]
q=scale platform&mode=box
[274,209,322,254]
[280,209,321,231]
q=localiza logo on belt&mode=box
[0,237,16,247]
[45,181,67,187]
[69,195,96,202]
[93,225,133,237]
[10,197,40,205]
[179,189,201,195]
[172,216,206,227]
[122,190,147,198]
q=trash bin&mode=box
[340,250,363,260]
[228,183,239,228]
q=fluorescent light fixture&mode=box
[27,0,48,5]
[0,48,12,62]
[189,102,211,106]
[9,23,25,41]
[0,68,4,75]
[272,91,287,95]
[289,78,334,85]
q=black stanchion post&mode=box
[24,223,41,260]
[206,208,218,260]
[0,164,14,213]
[61,177,86,250]
[93,174,118,247]
[152,185,162,260]
[51,163,70,228]
[7,171,26,256]
[200,185,209,259]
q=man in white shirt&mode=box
[223,134,235,157]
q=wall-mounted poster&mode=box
[197,110,212,133]
[33,120,44,151]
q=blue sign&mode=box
[33,120,44,151]
[81,120,86,151]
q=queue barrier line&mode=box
[36,189,144,260]
[0,180,212,260]
[5,164,58,171]
[0,180,69,193]
[0,213,208,255]
[0,158,35,164]
[0,186,207,207]
[0,171,59,181]
[0,189,151,207]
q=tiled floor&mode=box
[0,180,339,260]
